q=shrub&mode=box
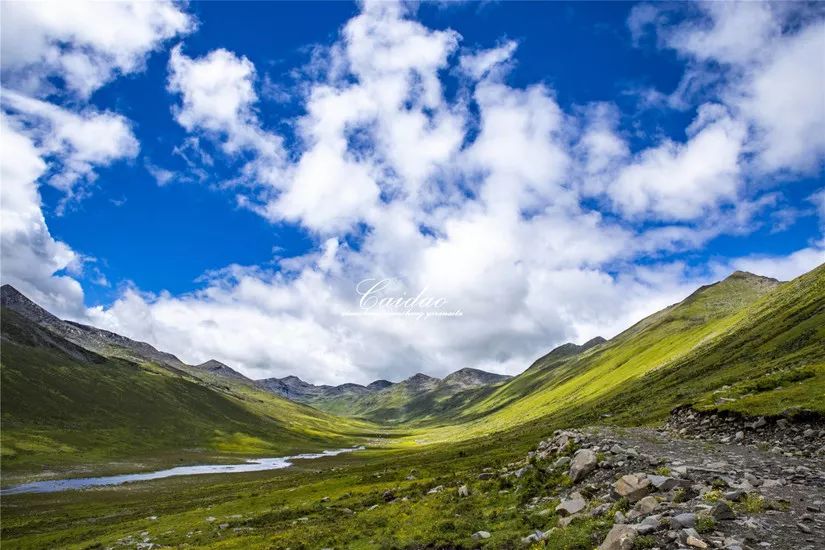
[696,514,715,534]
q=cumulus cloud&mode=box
[0,1,190,316]
[630,2,825,175]
[0,0,193,97]
[91,0,745,384]
[4,0,823,385]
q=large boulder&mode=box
[613,474,652,502]
[599,524,637,550]
[569,449,598,482]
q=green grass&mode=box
[1,265,823,547]
[1,317,379,482]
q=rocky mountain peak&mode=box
[195,359,250,381]
[1,284,61,326]
[441,368,510,388]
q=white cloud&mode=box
[632,2,825,176]
[0,115,85,317]
[610,105,745,220]
[2,91,139,208]
[5,0,824,386]
[0,1,182,316]
[1,0,192,97]
[727,247,825,282]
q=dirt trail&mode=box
[587,425,825,549]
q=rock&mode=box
[762,479,783,488]
[640,514,663,531]
[521,529,546,544]
[569,449,598,482]
[472,531,491,540]
[382,490,395,502]
[598,524,637,550]
[724,490,746,502]
[320,496,330,502]
[553,456,571,469]
[556,492,587,516]
[458,485,469,497]
[614,474,651,502]
[478,473,494,480]
[672,465,688,476]
[671,513,697,528]
[558,514,580,527]
[711,501,736,520]
[649,475,679,491]
[753,417,767,429]
[614,511,626,524]
[218,523,229,530]
[427,485,444,494]
[686,535,709,548]
[205,516,216,523]
[635,495,658,514]
[514,465,532,478]
[797,522,812,534]
[590,503,611,517]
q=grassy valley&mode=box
[1,265,823,548]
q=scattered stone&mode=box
[614,474,651,502]
[553,456,571,469]
[514,465,532,478]
[521,529,545,544]
[649,475,680,491]
[458,485,469,498]
[686,534,709,548]
[477,472,494,480]
[555,492,587,516]
[635,495,659,514]
[598,524,637,550]
[427,485,444,494]
[472,530,491,540]
[711,501,736,520]
[569,449,598,482]
[671,512,697,528]
[796,522,812,534]
[382,490,395,502]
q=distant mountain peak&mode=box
[194,359,250,381]
[367,379,393,390]
[441,367,510,388]
[1,284,61,325]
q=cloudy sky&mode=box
[1,1,823,384]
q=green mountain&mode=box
[297,369,512,423]
[411,267,824,443]
[0,286,375,481]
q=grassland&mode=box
[1,265,823,548]
[0,312,379,483]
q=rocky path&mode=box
[584,424,825,549]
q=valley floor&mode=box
[1,412,823,549]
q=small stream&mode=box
[3,447,364,495]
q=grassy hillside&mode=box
[0,309,377,482]
[407,268,823,443]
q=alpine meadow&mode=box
[1,2,824,550]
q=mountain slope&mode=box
[309,370,512,423]
[413,268,823,443]
[0,288,375,481]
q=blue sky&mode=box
[2,1,823,383]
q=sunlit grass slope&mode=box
[413,267,823,443]
[0,309,378,481]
